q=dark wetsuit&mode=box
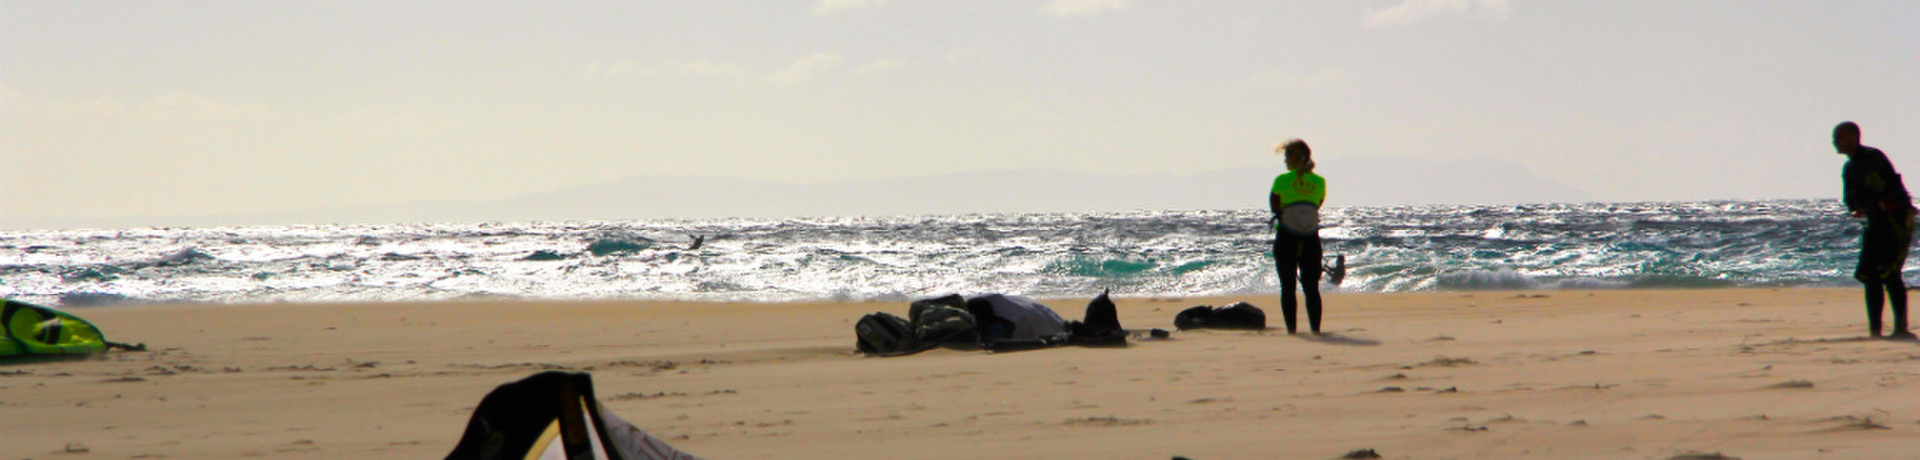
[1271,171,1325,334]
[1843,145,1914,336]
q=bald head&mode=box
[1834,121,1862,155]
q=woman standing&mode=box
[1270,139,1325,334]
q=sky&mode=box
[4,1,1918,227]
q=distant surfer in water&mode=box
[1834,121,1914,339]
[1270,139,1326,334]
[688,234,706,250]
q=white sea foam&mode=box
[0,199,1877,306]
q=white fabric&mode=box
[602,408,704,460]
[531,404,616,460]
[968,294,1066,339]
[532,422,569,460]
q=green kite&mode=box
[2,299,122,361]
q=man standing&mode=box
[1836,121,1915,339]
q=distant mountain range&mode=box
[10,157,1595,229]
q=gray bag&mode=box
[1280,202,1319,237]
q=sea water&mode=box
[0,199,1885,307]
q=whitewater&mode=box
[0,199,1887,307]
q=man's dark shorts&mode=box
[1857,209,1916,283]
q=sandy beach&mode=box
[5,288,1918,459]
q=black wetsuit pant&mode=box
[1857,210,1915,336]
[1274,230,1323,334]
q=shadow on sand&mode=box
[1293,332,1382,347]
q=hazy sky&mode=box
[4,1,1917,225]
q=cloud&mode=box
[334,104,465,133]
[35,91,269,124]
[1248,67,1350,89]
[946,48,990,64]
[676,60,748,78]
[767,53,845,86]
[1042,0,1128,17]
[47,95,126,119]
[581,60,648,78]
[812,0,885,16]
[580,55,854,85]
[852,59,904,75]
[1364,0,1511,28]
[138,90,252,119]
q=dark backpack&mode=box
[909,301,978,346]
[855,311,919,355]
[1068,290,1127,346]
[1082,289,1120,332]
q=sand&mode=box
[4,288,1919,459]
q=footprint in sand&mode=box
[1814,414,1891,432]
[1668,452,1740,460]
[1340,448,1383,459]
[1418,356,1477,368]
[1061,416,1150,427]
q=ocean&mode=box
[0,199,1884,307]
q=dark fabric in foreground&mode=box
[447,371,702,460]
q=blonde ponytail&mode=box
[1275,138,1313,183]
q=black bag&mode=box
[1174,305,1215,330]
[855,311,919,355]
[1174,302,1267,330]
[1083,289,1121,333]
[1212,302,1267,330]
[1068,290,1127,346]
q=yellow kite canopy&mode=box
[1,299,107,360]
